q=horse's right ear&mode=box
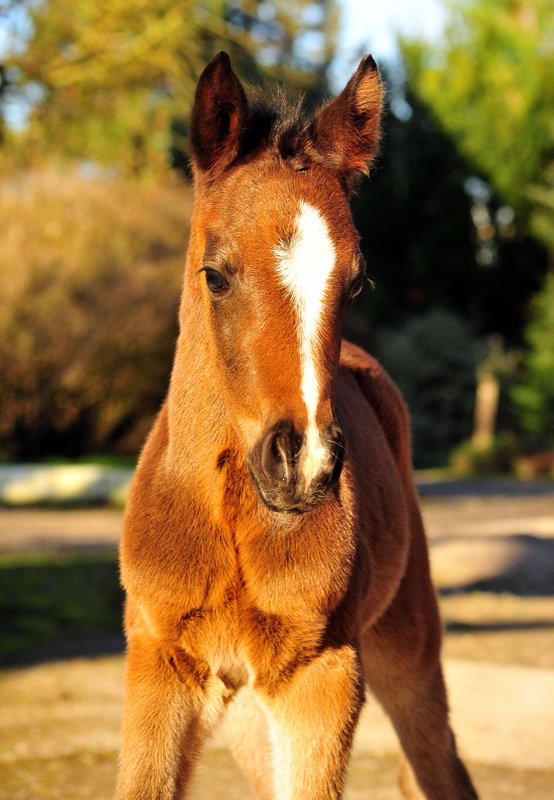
[190,52,248,176]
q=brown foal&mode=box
[116,52,479,800]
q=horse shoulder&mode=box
[120,401,237,637]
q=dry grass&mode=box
[0,167,192,460]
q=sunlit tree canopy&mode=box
[2,0,338,173]
[403,0,554,250]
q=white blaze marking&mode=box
[274,201,336,486]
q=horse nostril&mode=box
[261,421,300,488]
[248,420,342,513]
[318,424,344,489]
[272,433,290,483]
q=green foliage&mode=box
[0,168,191,460]
[402,0,554,248]
[347,94,476,341]
[375,309,484,467]
[398,0,554,445]
[345,96,547,350]
[4,0,339,173]
[449,434,519,475]
[528,162,554,253]
[512,272,554,438]
[0,550,122,664]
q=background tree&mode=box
[398,0,554,448]
[511,273,554,440]
[402,0,554,243]
[4,0,338,174]
[345,87,547,350]
[0,1,32,147]
[1,0,549,464]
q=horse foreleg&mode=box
[255,644,364,800]
[115,632,230,800]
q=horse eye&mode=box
[204,268,228,294]
[349,275,365,299]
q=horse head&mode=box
[184,52,382,514]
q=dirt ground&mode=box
[1,489,554,799]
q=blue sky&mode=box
[0,0,448,126]
[332,0,447,87]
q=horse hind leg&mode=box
[396,734,475,800]
[224,686,275,800]
[363,615,479,800]
[362,626,478,800]
[360,512,478,800]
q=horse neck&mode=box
[162,266,252,521]
[168,302,228,458]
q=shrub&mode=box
[0,168,192,460]
[449,435,519,476]
[512,271,554,441]
[375,309,483,467]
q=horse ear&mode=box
[190,52,249,175]
[307,55,382,185]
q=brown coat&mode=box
[116,53,478,800]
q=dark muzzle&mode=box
[247,419,344,514]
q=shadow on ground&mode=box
[416,477,554,498]
[437,533,554,597]
[0,550,124,667]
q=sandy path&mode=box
[1,653,554,799]
[1,489,554,798]
[0,508,124,551]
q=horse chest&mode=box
[172,542,344,690]
[232,505,357,617]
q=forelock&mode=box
[239,89,313,167]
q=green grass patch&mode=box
[0,551,124,664]
[38,455,138,468]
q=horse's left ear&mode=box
[190,52,249,176]
[306,55,382,186]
